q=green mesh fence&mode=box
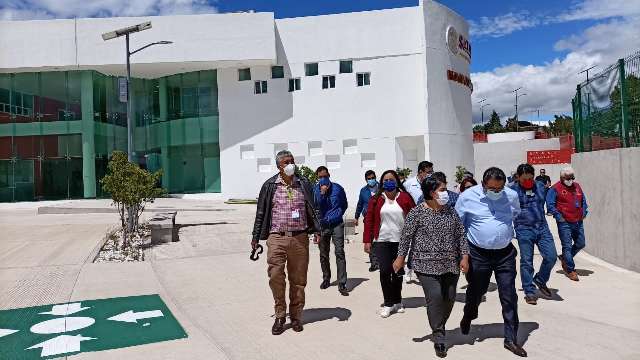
[573,51,640,151]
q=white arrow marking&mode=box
[26,334,95,357]
[39,303,90,316]
[107,310,164,323]
[0,328,19,338]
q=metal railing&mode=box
[573,51,640,152]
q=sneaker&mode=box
[379,306,393,318]
[393,303,405,313]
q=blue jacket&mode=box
[355,185,376,219]
[509,180,548,229]
[314,181,348,228]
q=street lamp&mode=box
[511,88,527,131]
[101,22,173,162]
[480,102,491,126]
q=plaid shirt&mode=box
[270,175,308,233]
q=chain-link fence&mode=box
[573,51,640,152]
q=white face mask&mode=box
[283,163,296,177]
[563,179,574,187]
[436,190,449,205]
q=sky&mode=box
[2,0,640,124]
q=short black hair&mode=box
[516,163,535,176]
[364,170,376,179]
[315,166,329,175]
[418,161,434,173]
[431,171,447,184]
[421,175,446,201]
[482,167,507,184]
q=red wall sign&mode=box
[447,70,473,92]
[527,149,573,164]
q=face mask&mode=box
[521,179,535,190]
[367,179,377,188]
[485,189,504,201]
[383,180,397,192]
[318,177,331,187]
[436,190,449,205]
[563,179,574,187]
[283,163,296,177]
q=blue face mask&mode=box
[367,179,377,188]
[383,180,397,192]
[318,177,331,187]
[485,189,504,201]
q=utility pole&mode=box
[481,102,491,127]
[478,98,487,128]
[511,88,527,132]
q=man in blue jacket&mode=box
[509,163,557,305]
[314,166,349,296]
[355,170,379,272]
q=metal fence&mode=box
[572,51,640,152]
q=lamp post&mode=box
[511,88,527,131]
[480,102,491,127]
[102,22,173,163]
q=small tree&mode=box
[455,166,468,184]
[296,165,318,184]
[396,167,412,179]
[484,110,505,134]
[101,151,166,247]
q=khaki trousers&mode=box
[267,232,310,320]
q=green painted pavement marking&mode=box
[0,294,188,359]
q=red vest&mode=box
[552,181,585,222]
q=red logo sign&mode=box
[527,149,573,164]
[447,70,473,92]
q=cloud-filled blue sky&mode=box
[2,0,639,123]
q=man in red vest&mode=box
[546,167,589,281]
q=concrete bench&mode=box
[149,211,178,244]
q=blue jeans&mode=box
[556,221,586,272]
[515,225,557,296]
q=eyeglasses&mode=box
[565,176,575,180]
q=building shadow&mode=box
[398,295,486,309]
[301,307,352,325]
[412,321,540,349]
[555,269,594,276]
[460,282,498,292]
[176,222,233,229]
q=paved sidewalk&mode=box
[1,199,639,360]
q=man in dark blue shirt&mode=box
[313,166,349,296]
[509,163,557,305]
[355,170,379,272]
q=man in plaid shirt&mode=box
[252,150,320,335]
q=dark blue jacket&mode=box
[355,185,376,219]
[509,180,548,229]
[314,181,348,228]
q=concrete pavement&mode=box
[1,198,639,360]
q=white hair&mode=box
[560,166,575,177]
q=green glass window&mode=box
[288,78,301,92]
[339,60,353,74]
[305,63,318,76]
[238,68,251,81]
[271,66,285,79]
[322,75,336,89]
[254,80,268,94]
[357,72,371,87]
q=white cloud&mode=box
[470,1,640,123]
[0,0,218,20]
[470,11,540,38]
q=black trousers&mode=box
[319,223,347,285]
[464,242,519,343]
[375,242,404,307]
[417,272,459,343]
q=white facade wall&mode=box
[0,2,475,204]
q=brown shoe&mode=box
[525,295,537,305]
[272,317,286,335]
[558,255,568,273]
[291,319,304,332]
[567,271,579,281]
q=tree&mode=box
[610,74,640,139]
[505,116,518,132]
[296,165,318,184]
[455,166,467,184]
[396,167,412,179]
[484,110,505,134]
[548,115,574,136]
[101,151,166,248]
[473,124,485,132]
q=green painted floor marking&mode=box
[0,294,188,359]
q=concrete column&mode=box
[81,71,96,198]
[158,77,170,190]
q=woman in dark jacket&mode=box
[393,176,469,358]
[363,170,415,318]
